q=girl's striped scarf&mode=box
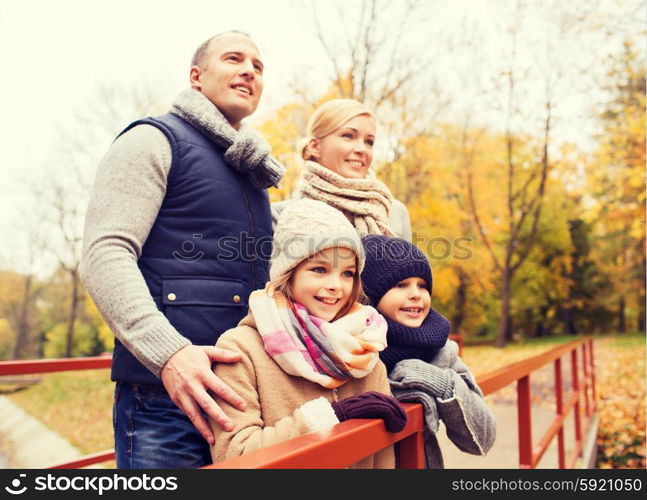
[248,286,388,389]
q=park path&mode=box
[439,379,598,468]
[0,395,90,468]
[438,398,563,468]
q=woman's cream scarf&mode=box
[296,160,395,237]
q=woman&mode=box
[273,99,412,241]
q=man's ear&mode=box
[307,137,321,159]
[189,65,203,89]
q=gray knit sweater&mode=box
[389,340,496,468]
[81,124,188,377]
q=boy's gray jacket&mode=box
[389,340,496,468]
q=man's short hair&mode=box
[191,30,252,68]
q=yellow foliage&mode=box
[0,318,14,358]
[84,297,114,352]
[585,41,646,328]
[595,337,646,468]
[256,101,311,202]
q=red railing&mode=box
[0,337,595,469]
[475,337,596,468]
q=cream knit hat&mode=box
[270,199,365,280]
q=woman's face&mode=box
[290,247,357,321]
[376,277,431,328]
[309,114,376,179]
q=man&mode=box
[81,31,284,468]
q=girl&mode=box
[210,200,407,468]
[361,235,496,469]
[272,99,412,240]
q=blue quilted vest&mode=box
[111,113,272,385]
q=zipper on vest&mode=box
[238,178,257,289]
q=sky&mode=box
[0,0,329,271]
[0,0,642,274]
[0,0,318,178]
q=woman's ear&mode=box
[307,138,320,159]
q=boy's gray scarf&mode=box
[170,89,285,189]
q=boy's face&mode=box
[290,247,357,322]
[376,277,431,328]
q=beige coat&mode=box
[210,318,395,468]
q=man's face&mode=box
[190,33,264,129]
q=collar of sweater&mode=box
[170,89,285,189]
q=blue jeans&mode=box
[113,382,212,469]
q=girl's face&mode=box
[308,114,376,179]
[376,277,431,328]
[290,247,357,321]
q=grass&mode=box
[608,332,646,347]
[462,332,584,348]
[460,335,584,378]
[1,333,644,468]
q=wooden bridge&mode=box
[0,337,597,469]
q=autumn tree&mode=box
[300,0,451,165]
[0,225,48,359]
[39,266,109,358]
[30,83,169,357]
[387,124,496,335]
[258,102,312,202]
[587,40,646,333]
[0,270,42,359]
[455,0,607,346]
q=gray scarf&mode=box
[170,89,285,189]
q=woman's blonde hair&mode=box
[268,254,365,322]
[302,99,374,161]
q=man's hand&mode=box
[161,345,246,445]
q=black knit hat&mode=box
[361,235,433,307]
[362,235,450,371]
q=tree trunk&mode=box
[64,269,80,357]
[562,307,578,335]
[617,295,626,333]
[496,269,512,347]
[531,306,547,337]
[452,268,468,333]
[11,275,33,359]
